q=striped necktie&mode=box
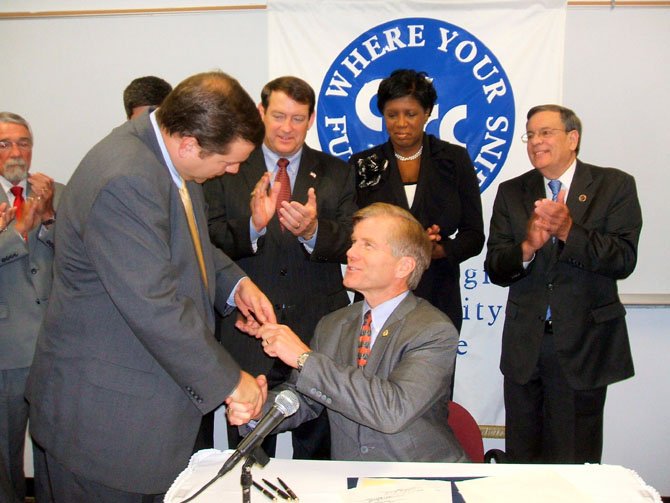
[357,310,372,368]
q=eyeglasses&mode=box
[0,139,33,152]
[521,128,567,143]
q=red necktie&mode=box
[357,310,372,368]
[10,186,24,222]
[275,158,291,231]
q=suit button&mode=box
[326,397,332,404]
[31,268,38,274]
[280,268,288,276]
[360,446,369,454]
[547,283,553,290]
[36,299,41,305]
[310,388,317,395]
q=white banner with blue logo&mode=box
[268,0,567,434]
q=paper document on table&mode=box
[343,478,453,503]
[455,470,596,503]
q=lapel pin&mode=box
[382,329,389,337]
[579,194,587,202]
[309,171,317,179]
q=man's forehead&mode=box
[0,122,31,138]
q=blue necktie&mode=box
[546,179,562,322]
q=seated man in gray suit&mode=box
[231,203,468,462]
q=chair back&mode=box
[447,401,484,462]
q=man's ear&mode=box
[396,256,416,281]
[177,136,198,157]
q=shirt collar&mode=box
[544,159,576,199]
[363,290,410,340]
[261,143,303,175]
[0,176,27,196]
[150,110,183,188]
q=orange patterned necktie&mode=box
[275,158,291,231]
[357,310,372,368]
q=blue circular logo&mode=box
[316,17,515,193]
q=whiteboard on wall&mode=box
[563,6,669,297]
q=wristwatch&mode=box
[296,351,311,372]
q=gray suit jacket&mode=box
[0,182,63,369]
[485,161,642,389]
[273,293,467,462]
[203,145,356,378]
[26,115,247,493]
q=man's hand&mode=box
[250,172,280,232]
[426,224,446,259]
[521,213,551,261]
[224,372,267,425]
[0,202,16,232]
[234,277,277,327]
[534,190,572,242]
[28,172,56,221]
[278,187,318,240]
[258,323,310,368]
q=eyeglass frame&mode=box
[520,128,573,143]
[0,139,33,152]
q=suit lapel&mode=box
[566,161,593,225]
[339,309,365,367]
[293,146,321,204]
[365,294,417,373]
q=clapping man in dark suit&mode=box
[485,104,642,463]
[230,203,467,462]
[26,71,276,501]
[0,112,62,503]
[203,76,356,460]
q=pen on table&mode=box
[277,477,299,501]
[252,481,277,501]
[261,478,290,500]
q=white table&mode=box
[165,449,661,503]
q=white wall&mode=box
[4,4,669,496]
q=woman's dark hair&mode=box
[376,69,437,115]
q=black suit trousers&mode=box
[504,330,607,464]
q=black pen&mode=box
[277,477,299,501]
[262,478,290,500]
[252,481,277,501]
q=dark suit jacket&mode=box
[349,134,484,330]
[203,145,356,378]
[271,293,467,462]
[26,115,247,494]
[0,182,62,369]
[485,160,642,390]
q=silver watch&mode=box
[296,351,311,372]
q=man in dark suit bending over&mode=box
[230,203,467,463]
[485,104,642,463]
[203,76,356,459]
[26,71,275,501]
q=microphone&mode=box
[218,390,300,477]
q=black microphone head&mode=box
[275,390,300,417]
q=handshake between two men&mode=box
[219,203,469,464]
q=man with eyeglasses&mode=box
[485,104,642,464]
[0,111,62,502]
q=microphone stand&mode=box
[241,447,270,503]
[179,446,270,503]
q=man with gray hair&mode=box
[230,202,468,462]
[0,111,62,502]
